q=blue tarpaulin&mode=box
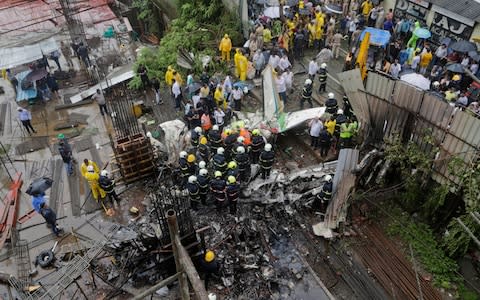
[16,70,37,102]
[360,27,391,48]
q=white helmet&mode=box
[194,127,202,133]
[237,136,244,143]
[237,146,245,154]
[265,143,272,151]
[198,161,207,169]
[87,165,95,172]
[180,151,188,158]
[320,63,327,69]
[188,175,197,183]
[101,170,109,177]
[337,109,344,115]
[146,131,152,138]
[199,169,208,176]
[433,81,440,87]
[305,79,312,85]
[217,147,225,155]
[328,93,334,99]
[212,125,219,131]
[325,175,332,182]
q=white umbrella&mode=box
[400,73,431,90]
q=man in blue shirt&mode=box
[17,107,36,135]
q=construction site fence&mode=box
[338,69,480,186]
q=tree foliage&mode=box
[129,0,242,89]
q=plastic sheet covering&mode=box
[0,37,59,69]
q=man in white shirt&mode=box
[278,55,291,71]
[308,59,319,81]
[276,72,287,105]
[390,59,401,78]
[231,86,244,111]
[309,117,323,149]
[213,107,226,128]
[411,52,420,71]
[432,44,447,66]
[268,53,280,69]
[172,79,182,110]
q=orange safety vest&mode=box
[239,128,252,145]
[201,114,212,131]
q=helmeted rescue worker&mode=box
[212,147,227,174]
[235,146,251,182]
[339,118,357,149]
[318,127,332,157]
[301,78,314,109]
[200,250,219,290]
[197,168,210,205]
[99,170,120,206]
[223,129,239,161]
[80,159,99,178]
[226,161,240,181]
[186,175,201,210]
[226,175,240,214]
[334,109,347,142]
[197,160,207,175]
[208,125,223,153]
[191,127,202,148]
[259,143,275,179]
[313,175,333,215]
[179,151,190,186]
[231,136,245,157]
[318,63,328,93]
[325,92,338,114]
[343,95,353,118]
[84,165,106,201]
[210,171,226,211]
[250,129,265,164]
[197,136,210,162]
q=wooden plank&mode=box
[0,173,23,250]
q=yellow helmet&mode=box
[452,74,461,81]
[200,136,208,145]
[252,129,260,136]
[228,161,237,169]
[224,129,232,136]
[167,65,172,70]
[224,34,229,38]
[214,171,222,178]
[187,154,196,163]
[205,250,215,262]
[228,175,236,184]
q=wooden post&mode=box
[167,210,190,300]
[132,272,181,300]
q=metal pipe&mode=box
[167,210,190,300]
[132,272,181,300]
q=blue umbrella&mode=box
[413,27,431,39]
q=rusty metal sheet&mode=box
[419,93,454,129]
[449,110,480,148]
[337,69,365,93]
[366,72,395,100]
[393,81,424,113]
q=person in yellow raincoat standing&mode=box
[214,85,226,109]
[80,159,99,178]
[84,165,106,201]
[165,66,174,86]
[219,34,232,62]
[234,48,242,76]
[237,52,248,81]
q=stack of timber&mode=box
[112,133,155,184]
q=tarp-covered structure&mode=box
[0,37,59,69]
[360,27,391,48]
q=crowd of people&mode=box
[177,123,275,214]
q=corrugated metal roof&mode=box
[0,37,59,69]
[366,72,395,101]
[0,0,115,37]
[429,0,480,23]
[419,93,454,128]
[449,110,480,148]
[393,81,424,113]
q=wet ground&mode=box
[0,40,380,300]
